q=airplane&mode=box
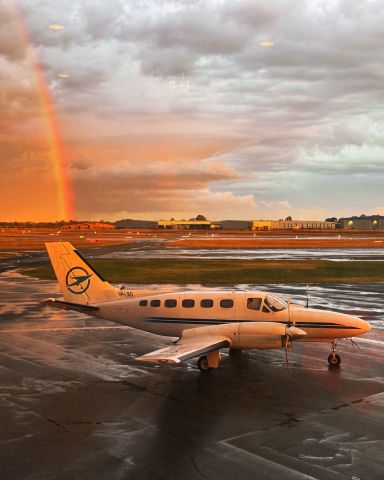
[43,242,371,371]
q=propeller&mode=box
[284,299,306,366]
[287,298,295,326]
[285,298,293,366]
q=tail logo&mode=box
[65,267,92,294]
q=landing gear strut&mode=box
[328,341,341,367]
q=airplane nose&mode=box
[356,317,371,334]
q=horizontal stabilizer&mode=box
[136,338,229,364]
[42,298,99,314]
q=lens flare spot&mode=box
[259,41,274,47]
[49,24,64,30]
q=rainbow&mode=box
[6,1,74,220]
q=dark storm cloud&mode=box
[71,160,247,216]
[71,160,240,190]
[222,0,286,27]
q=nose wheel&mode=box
[328,341,341,367]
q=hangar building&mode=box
[157,220,222,230]
[339,215,384,229]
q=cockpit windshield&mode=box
[264,294,287,312]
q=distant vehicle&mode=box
[43,242,371,371]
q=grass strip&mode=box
[23,259,384,284]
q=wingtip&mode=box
[135,356,180,364]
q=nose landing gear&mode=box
[328,341,341,367]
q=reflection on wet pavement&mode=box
[99,247,384,261]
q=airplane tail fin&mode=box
[45,242,119,305]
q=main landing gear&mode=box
[197,355,211,371]
[328,341,341,367]
[197,350,221,371]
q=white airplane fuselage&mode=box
[92,289,369,342]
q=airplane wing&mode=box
[136,336,230,364]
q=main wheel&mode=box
[197,355,211,371]
[328,353,341,366]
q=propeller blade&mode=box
[285,337,289,367]
[284,326,306,367]
[284,334,293,367]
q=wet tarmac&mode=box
[100,247,384,261]
[1,267,384,479]
[0,251,47,274]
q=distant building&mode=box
[158,220,214,230]
[252,221,272,230]
[339,215,384,229]
[219,220,252,230]
[114,219,157,229]
[63,222,114,230]
[252,220,337,230]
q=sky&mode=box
[1,0,384,222]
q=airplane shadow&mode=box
[127,349,354,479]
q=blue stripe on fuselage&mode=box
[144,317,358,329]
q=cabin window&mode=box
[247,298,262,310]
[150,299,161,307]
[182,299,195,308]
[201,299,213,308]
[264,295,287,312]
[139,300,147,307]
[165,299,177,308]
[262,305,270,313]
[220,299,233,308]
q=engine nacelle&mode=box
[234,322,286,349]
[181,322,306,351]
[182,322,299,350]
